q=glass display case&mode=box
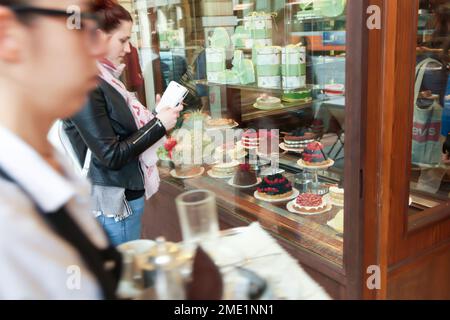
[119,0,352,296]
[408,0,450,219]
[118,0,450,300]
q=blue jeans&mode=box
[97,196,145,246]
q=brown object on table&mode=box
[186,246,223,300]
[233,163,258,186]
[175,166,203,177]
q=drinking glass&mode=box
[294,172,315,193]
[175,190,220,246]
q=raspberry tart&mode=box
[301,142,332,167]
[256,174,293,200]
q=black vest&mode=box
[0,167,122,299]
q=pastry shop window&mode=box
[121,0,348,267]
[409,0,450,220]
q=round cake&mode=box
[211,161,239,178]
[215,142,247,160]
[175,166,203,177]
[241,131,260,149]
[329,186,344,206]
[256,174,293,200]
[310,119,325,138]
[284,129,317,151]
[293,193,327,214]
[324,84,345,96]
[233,163,258,186]
[206,118,235,128]
[255,96,282,109]
[282,90,312,102]
[302,142,331,166]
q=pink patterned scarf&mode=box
[98,59,165,200]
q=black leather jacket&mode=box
[63,79,166,191]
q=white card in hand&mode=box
[155,81,188,112]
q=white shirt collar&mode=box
[0,126,77,212]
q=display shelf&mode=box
[157,165,344,267]
[295,15,346,23]
[241,100,314,122]
[195,80,314,94]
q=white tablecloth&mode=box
[202,223,331,300]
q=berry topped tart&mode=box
[301,142,333,167]
[290,193,330,215]
[256,174,294,200]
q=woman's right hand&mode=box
[156,104,183,131]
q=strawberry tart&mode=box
[293,193,328,214]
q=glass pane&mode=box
[410,0,450,212]
[121,0,348,267]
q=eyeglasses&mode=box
[9,5,103,53]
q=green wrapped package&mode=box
[317,0,347,18]
[282,45,306,89]
[244,12,274,47]
[206,47,226,83]
[231,50,255,85]
[255,46,281,88]
[217,70,240,85]
[232,26,252,49]
[239,60,256,84]
[210,27,231,49]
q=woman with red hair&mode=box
[64,0,183,246]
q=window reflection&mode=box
[410,0,450,210]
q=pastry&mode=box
[293,193,328,214]
[302,142,332,166]
[283,128,317,151]
[324,84,345,96]
[182,110,209,129]
[256,174,293,200]
[310,119,325,137]
[255,96,282,109]
[233,163,258,186]
[206,118,235,128]
[175,166,203,177]
[211,161,239,178]
[216,142,247,161]
[282,90,312,102]
[327,209,344,233]
[241,131,260,149]
[329,186,344,206]
[242,130,278,153]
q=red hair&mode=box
[92,0,133,33]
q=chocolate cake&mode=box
[233,163,258,186]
